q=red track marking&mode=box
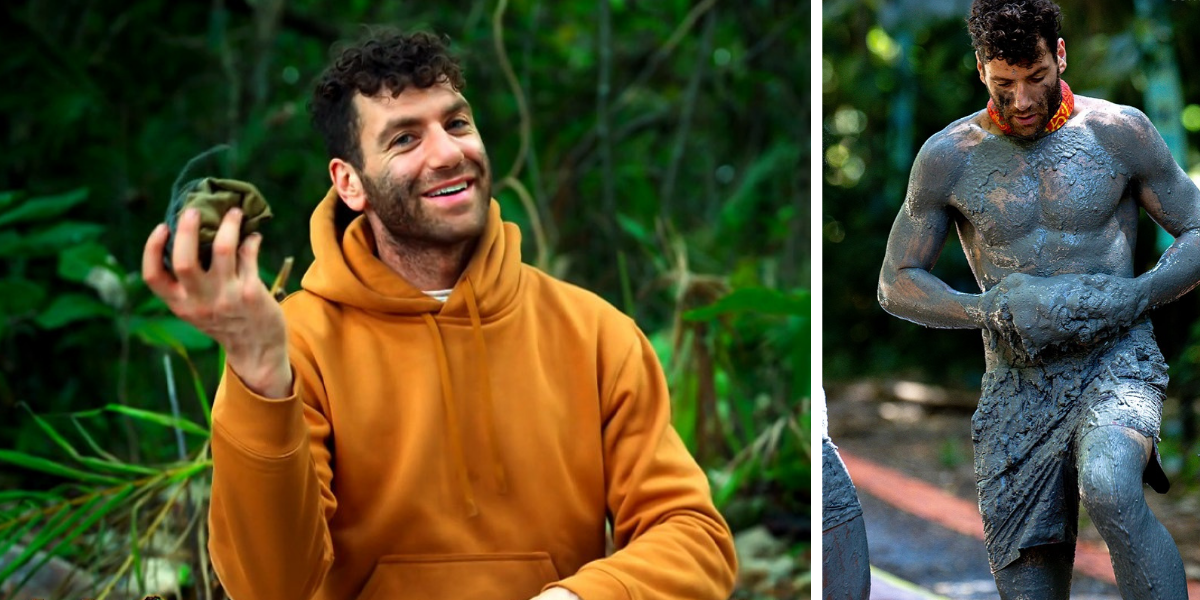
[839,450,1200,599]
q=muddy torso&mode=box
[946,110,1141,290]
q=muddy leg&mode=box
[992,543,1074,600]
[1077,426,1186,599]
[822,515,870,600]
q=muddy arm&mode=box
[878,135,990,329]
[1122,108,1200,311]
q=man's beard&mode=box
[359,158,492,248]
[994,71,1063,139]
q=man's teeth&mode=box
[428,183,468,197]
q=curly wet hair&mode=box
[309,30,465,169]
[967,0,1062,67]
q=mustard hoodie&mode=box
[208,189,737,600]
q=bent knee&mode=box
[1078,458,1149,520]
[1079,470,1146,519]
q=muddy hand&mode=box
[1000,272,1146,353]
[1075,273,1150,330]
[142,207,292,398]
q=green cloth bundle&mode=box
[163,147,273,273]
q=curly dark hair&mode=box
[967,0,1062,67]
[309,30,465,169]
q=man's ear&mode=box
[330,158,367,211]
[976,51,986,84]
[1056,38,1067,75]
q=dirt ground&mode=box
[826,378,1200,582]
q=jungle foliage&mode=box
[0,1,809,597]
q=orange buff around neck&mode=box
[988,79,1074,136]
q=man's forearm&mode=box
[878,266,990,330]
[1139,229,1200,311]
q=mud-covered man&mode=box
[877,0,1199,597]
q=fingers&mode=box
[171,208,201,280]
[142,223,178,299]
[210,208,244,280]
[237,232,262,282]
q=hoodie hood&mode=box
[301,187,523,319]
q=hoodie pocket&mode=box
[356,552,561,600]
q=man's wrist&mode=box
[226,346,293,399]
[1133,274,1154,311]
[975,285,1006,331]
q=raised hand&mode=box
[142,206,292,397]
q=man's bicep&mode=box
[1123,109,1200,236]
[883,193,954,273]
[882,143,957,276]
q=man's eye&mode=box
[448,118,470,130]
[1031,77,1044,83]
[996,82,1012,88]
[392,134,415,147]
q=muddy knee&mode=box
[1077,427,1151,524]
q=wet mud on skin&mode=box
[948,122,1143,289]
[877,98,1200,599]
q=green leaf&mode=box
[167,460,212,484]
[134,293,168,315]
[101,404,210,438]
[21,404,81,461]
[178,563,193,587]
[71,416,122,463]
[15,409,159,478]
[5,487,132,595]
[7,221,105,257]
[616,213,653,245]
[0,504,43,553]
[57,242,112,283]
[0,190,20,212]
[0,277,47,317]
[0,490,61,505]
[128,315,215,351]
[34,293,114,329]
[0,188,89,229]
[717,143,799,239]
[683,287,810,321]
[0,450,124,485]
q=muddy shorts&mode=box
[972,320,1168,572]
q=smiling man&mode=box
[877,0,1199,598]
[142,31,736,600]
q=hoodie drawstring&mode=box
[421,279,508,518]
[422,313,479,517]
[462,278,509,494]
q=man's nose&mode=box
[1013,83,1035,112]
[426,126,464,169]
